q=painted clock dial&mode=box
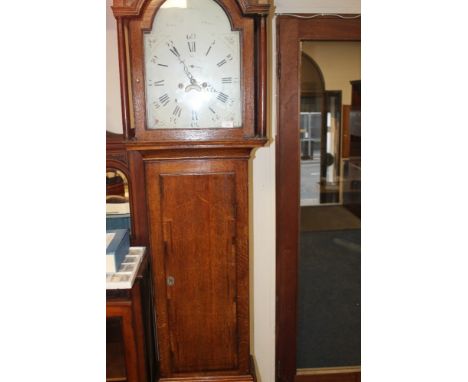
[144,0,242,129]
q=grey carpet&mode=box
[297,229,361,368]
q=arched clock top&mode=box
[138,0,244,35]
[112,0,269,144]
[112,0,270,18]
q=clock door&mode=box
[162,172,238,373]
[126,0,256,141]
[145,158,251,378]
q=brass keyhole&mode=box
[167,276,175,286]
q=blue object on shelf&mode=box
[106,229,130,273]
[106,213,131,231]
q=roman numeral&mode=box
[169,45,180,57]
[159,93,170,106]
[206,40,215,56]
[217,54,233,68]
[217,92,229,103]
[222,77,232,84]
[209,105,219,122]
[173,105,182,117]
[187,41,196,53]
[191,110,199,127]
[150,80,164,87]
[158,63,168,67]
[153,101,160,109]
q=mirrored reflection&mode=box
[106,169,131,232]
[297,41,361,370]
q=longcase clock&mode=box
[111,0,270,381]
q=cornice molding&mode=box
[111,0,270,17]
[111,0,146,17]
[237,0,270,15]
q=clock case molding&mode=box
[110,1,270,381]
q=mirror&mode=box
[300,52,344,206]
[106,169,131,232]
[297,41,361,370]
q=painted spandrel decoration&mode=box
[144,0,241,129]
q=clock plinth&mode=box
[111,1,269,381]
[159,375,254,382]
[158,355,258,382]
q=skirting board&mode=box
[296,366,360,382]
[159,377,254,382]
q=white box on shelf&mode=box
[106,247,146,290]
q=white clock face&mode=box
[144,0,242,129]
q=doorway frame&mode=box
[275,14,361,382]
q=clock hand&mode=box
[179,58,202,91]
[182,63,199,85]
[167,40,200,85]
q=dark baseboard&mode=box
[295,367,360,382]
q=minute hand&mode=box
[176,56,202,91]
[180,59,198,85]
[168,41,201,87]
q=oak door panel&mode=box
[162,173,238,372]
[145,159,249,377]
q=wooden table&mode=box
[106,249,156,382]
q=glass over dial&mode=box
[144,0,242,129]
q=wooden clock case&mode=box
[109,0,270,381]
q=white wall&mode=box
[106,1,360,381]
[106,0,122,134]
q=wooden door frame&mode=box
[275,15,361,382]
